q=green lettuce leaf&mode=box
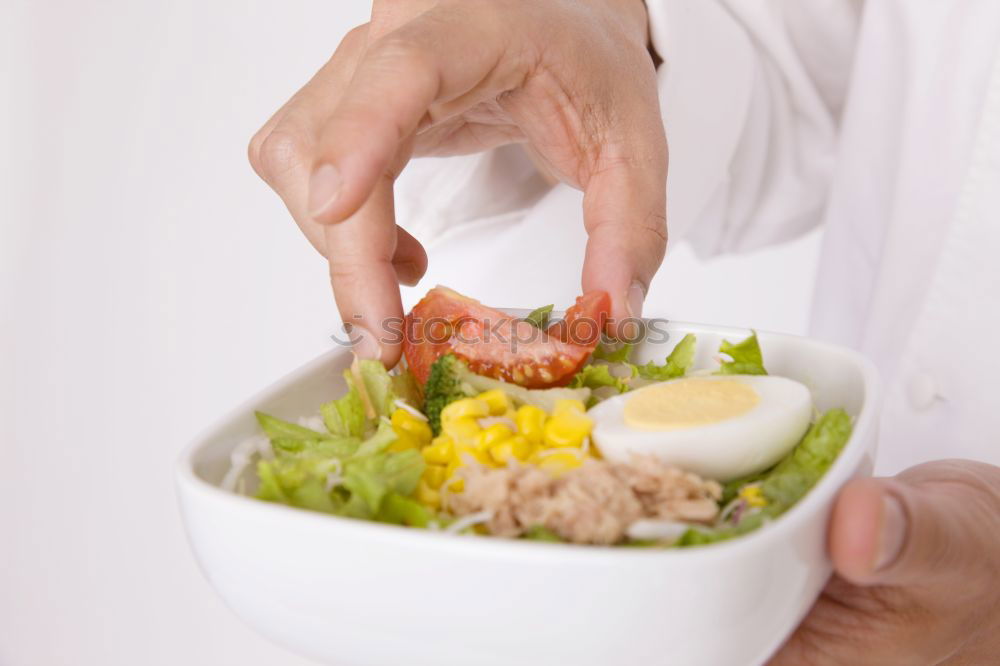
[377,492,434,527]
[759,408,853,507]
[674,409,852,547]
[569,364,630,393]
[256,418,426,520]
[321,389,366,438]
[253,360,428,520]
[351,419,398,458]
[338,492,374,520]
[321,359,400,438]
[524,304,554,329]
[350,359,397,419]
[256,411,361,459]
[592,340,633,363]
[717,332,767,375]
[523,525,563,542]
[269,436,360,459]
[343,448,425,514]
[255,457,342,514]
[255,412,330,442]
[674,511,771,547]
[255,459,288,504]
[286,477,341,514]
[636,333,697,380]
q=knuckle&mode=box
[370,18,442,81]
[257,128,309,182]
[247,126,270,175]
[374,33,435,80]
[373,32,419,61]
[343,23,369,48]
[328,259,387,289]
[643,211,668,245]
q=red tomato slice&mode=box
[403,286,610,389]
[545,291,610,346]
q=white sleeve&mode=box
[649,0,862,256]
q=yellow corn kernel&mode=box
[739,484,768,509]
[515,405,548,445]
[440,398,489,425]
[543,412,593,448]
[443,456,465,488]
[391,408,432,446]
[445,457,461,481]
[510,435,534,461]
[414,479,441,509]
[422,437,455,465]
[388,431,419,452]
[476,389,512,416]
[552,399,587,416]
[537,451,584,476]
[442,416,482,445]
[489,435,534,465]
[476,423,514,451]
[455,442,492,466]
[422,464,448,490]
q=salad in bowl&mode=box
[225,286,853,549]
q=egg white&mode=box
[589,375,812,481]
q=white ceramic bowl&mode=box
[176,322,880,666]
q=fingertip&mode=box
[376,325,404,368]
[583,267,646,341]
[828,478,886,583]
[392,225,428,286]
[393,260,425,287]
[581,245,632,335]
[344,314,404,368]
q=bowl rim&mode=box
[175,320,881,563]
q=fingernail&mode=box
[626,281,645,319]
[348,323,382,361]
[875,494,907,572]
[308,163,342,218]
[620,282,646,342]
[394,261,421,287]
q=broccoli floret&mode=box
[423,354,478,435]
[422,353,593,435]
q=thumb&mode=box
[829,460,1000,587]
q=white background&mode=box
[1,2,820,664]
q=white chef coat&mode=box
[396,0,1000,475]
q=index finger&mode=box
[325,174,405,365]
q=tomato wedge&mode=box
[403,286,610,389]
[544,291,610,346]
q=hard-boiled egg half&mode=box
[590,375,812,481]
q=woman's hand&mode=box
[248,0,667,364]
[771,460,1000,665]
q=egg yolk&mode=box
[624,378,760,431]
